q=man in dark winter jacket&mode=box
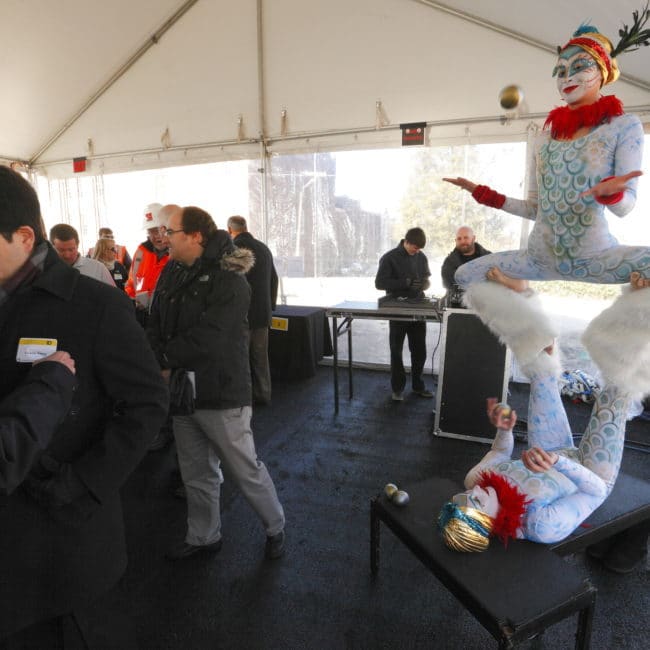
[440,226,491,307]
[0,166,169,647]
[375,227,433,402]
[148,206,286,561]
[227,215,279,405]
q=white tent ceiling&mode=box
[2,0,649,177]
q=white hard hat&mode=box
[142,203,166,230]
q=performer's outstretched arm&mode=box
[442,151,538,221]
[464,400,516,489]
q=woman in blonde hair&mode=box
[93,238,128,291]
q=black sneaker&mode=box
[586,538,613,561]
[265,531,286,559]
[602,529,649,574]
[413,389,434,398]
[148,429,173,452]
[165,539,222,561]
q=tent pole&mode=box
[257,0,269,242]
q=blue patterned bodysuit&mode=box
[464,365,629,544]
[456,113,649,287]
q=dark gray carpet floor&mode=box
[119,367,649,650]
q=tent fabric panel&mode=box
[1,0,181,161]
[34,0,260,165]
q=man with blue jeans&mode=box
[375,227,433,401]
[148,206,285,560]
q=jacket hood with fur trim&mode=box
[202,229,255,275]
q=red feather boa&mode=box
[478,471,530,546]
[543,95,624,140]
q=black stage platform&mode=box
[119,367,648,650]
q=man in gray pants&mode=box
[148,206,285,560]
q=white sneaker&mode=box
[391,391,404,402]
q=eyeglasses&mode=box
[164,228,183,237]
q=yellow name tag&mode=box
[16,337,58,363]
[270,317,289,332]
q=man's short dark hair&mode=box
[0,166,46,245]
[50,223,79,244]
[405,227,426,249]
[227,215,248,233]
[182,206,218,246]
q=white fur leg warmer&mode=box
[463,282,558,369]
[519,343,562,381]
[582,288,650,399]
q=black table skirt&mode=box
[269,305,333,380]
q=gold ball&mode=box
[499,85,523,110]
[384,483,398,499]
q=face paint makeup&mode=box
[553,46,602,106]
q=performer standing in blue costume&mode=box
[442,11,650,373]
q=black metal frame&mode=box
[326,301,441,413]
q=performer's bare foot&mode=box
[544,342,554,356]
[486,267,529,293]
[630,272,650,291]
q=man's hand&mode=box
[486,397,517,430]
[34,350,76,375]
[442,177,478,193]
[521,446,558,473]
[161,368,171,385]
[579,170,643,199]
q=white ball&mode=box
[393,490,410,506]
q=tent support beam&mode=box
[28,0,202,166]
[30,104,650,171]
[412,0,650,93]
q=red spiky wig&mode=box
[478,471,530,546]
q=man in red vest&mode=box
[125,203,172,327]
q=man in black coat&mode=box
[227,215,279,405]
[148,207,285,561]
[440,226,491,307]
[375,227,433,401]
[0,167,169,647]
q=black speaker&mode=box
[433,309,511,443]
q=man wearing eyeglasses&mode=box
[148,206,286,562]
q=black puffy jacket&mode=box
[148,231,255,410]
